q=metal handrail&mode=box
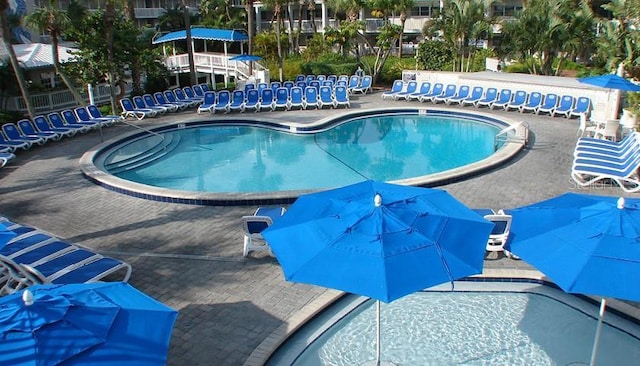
[494,121,529,150]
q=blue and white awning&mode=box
[152,28,249,44]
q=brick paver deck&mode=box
[0,90,628,365]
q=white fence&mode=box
[6,83,132,115]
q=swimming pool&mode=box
[81,108,526,205]
[265,281,640,365]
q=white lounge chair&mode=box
[242,207,286,258]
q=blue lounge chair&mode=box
[213,90,231,114]
[351,75,372,94]
[319,85,336,108]
[200,83,211,92]
[155,92,188,111]
[143,94,178,113]
[197,91,216,113]
[258,88,275,112]
[445,85,470,105]
[270,82,281,94]
[273,87,290,111]
[257,82,269,94]
[296,81,307,89]
[394,81,418,100]
[552,95,575,118]
[0,152,15,167]
[475,88,499,108]
[489,89,512,109]
[308,80,321,92]
[381,80,404,100]
[16,119,61,142]
[33,115,76,137]
[338,75,348,82]
[317,75,326,82]
[61,110,103,130]
[172,88,201,107]
[48,112,92,133]
[183,86,204,103]
[244,89,260,112]
[304,86,319,110]
[119,98,157,120]
[433,84,457,104]
[283,81,295,91]
[74,107,114,127]
[570,97,591,118]
[0,131,33,151]
[406,82,431,102]
[295,74,305,82]
[328,75,337,84]
[87,104,122,123]
[192,84,206,98]
[536,93,559,115]
[322,80,334,89]
[504,90,528,111]
[520,92,543,113]
[418,83,444,103]
[133,95,167,115]
[460,86,485,107]
[228,90,246,113]
[2,123,46,145]
[289,86,304,110]
[305,75,316,84]
[346,75,360,94]
[244,83,256,94]
[334,85,350,108]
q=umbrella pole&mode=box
[376,300,381,366]
[589,298,607,366]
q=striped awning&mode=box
[152,28,248,44]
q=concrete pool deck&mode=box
[0,90,635,365]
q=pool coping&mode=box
[79,107,528,206]
[242,268,640,366]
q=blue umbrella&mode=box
[262,180,493,365]
[0,222,17,249]
[578,74,640,92]
[504,193,640,366]
[0,282,178,365]
[229,54,262,62]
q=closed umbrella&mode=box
[504,192,640,366]
[0,282,178,365]
[262,180,493,365]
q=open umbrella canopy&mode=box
[262,180,493,303]
[0,282,178,366]
[505,193,640,301]
[229,54,262,62]
[0,222,17,249]
[578,74,640,92]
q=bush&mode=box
[416,41,454,71]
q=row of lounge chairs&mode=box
[382,80,591,117]
[0,106,122,168]
[119,83,209,120]
[198,85,351,113]
[292,74,372,94]
[0,216,132,295]
[571,132,640,192]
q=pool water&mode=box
[267,283,640,366]
[108,115,500,193]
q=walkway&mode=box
[0,91,629,365]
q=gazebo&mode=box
[152,27,253,87]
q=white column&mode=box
[255,6,262,33]
[321,1,327,32]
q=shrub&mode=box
[416,41,454,71]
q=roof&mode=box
[0,42,78,69]
[152,28,249,44]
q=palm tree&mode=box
[25,0,86,106]
[395,0,414,57]
[0,0,35,118]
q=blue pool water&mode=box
[106,114,501,193]
[266,282,640,366]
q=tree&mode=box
[261,0,290,81]
[25,0,86,106]
[424,0,492,72]
[597,0,640,75]
[394,0,414,57]
[0,0,35,118]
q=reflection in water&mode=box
[109,115,499,193]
